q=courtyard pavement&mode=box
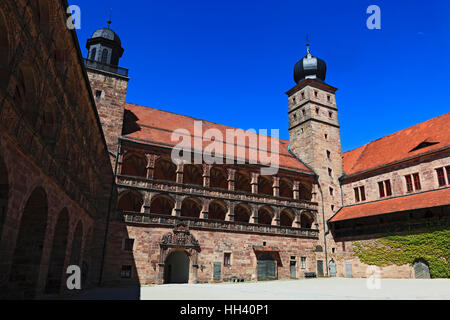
[60,278,450,300]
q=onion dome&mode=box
[294,42,327,84]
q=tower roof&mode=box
[294,42,327,84]
[91,27,122,45]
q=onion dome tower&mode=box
[86,19,124,66]
[293,40,327,84]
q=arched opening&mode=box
[183,164,203,186]
[117,191,143,212]
[279,178,293,198]
[45,209,70,294]
[280,209,294,227]
[181,198,202,218]
[9,187,48,298]
[89,47,97,61]
[0,9,10,88]
[234,204,251,223]
[153,158,176,182]
[414,258,431,279]
[69,221,83,267]
[101,49,109,64]
[299,183,313,201]
[164,250,190,284]
[210,166,228,189]
[300,212,315,229]
[258,176,273,196]
[208,200,227,221]
[121,153,147,178]
[0,151,8,241]
[235,171,251,192]
[150,194,174,216]
[258,207,273,225]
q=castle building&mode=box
[0,0,448,298]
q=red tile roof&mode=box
[343,113,450,176]
[123,103,313,174]
[329,187,450,222]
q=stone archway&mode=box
[158,223,201,285]
[164,251,190,284]
[9,187,48,298]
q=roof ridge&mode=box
[125,102,290,142]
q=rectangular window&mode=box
[354,187,360,202]
[359,186,366,201]
[405,175,413,192]
[224,253,231,266]
[436,168,446,187]
[123,238,134,251]
[385,180,392,196]
[120,265,132,279]
[413,173,421,191]
[329,187,334,196]
[446,167,450,185]
[301,257,306,269]
[378,181,385,198]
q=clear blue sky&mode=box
[73,0,450,152]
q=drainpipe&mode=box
[98,139,121,285]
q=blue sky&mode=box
[73,0,450,152]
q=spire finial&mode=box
[306,34,311,56]
[107,8,112,29]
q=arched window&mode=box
[258,176,272,196]
[279,178,293,198]
[153,158,177,182]
[300,212,315,229]
[235,171,251,192]
[208,200,227,221]
[117,191,143,212]
[150,195,175,216]
[101,49,108,64]
[280,209,294,227]
[180,198,202,218]
[210,167,228,189]
[258,207,273,225]
[121,154,147,178]
[183,164,203,186]
[90,47,97,61]
[234,204,251,223]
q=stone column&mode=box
[293,181,300,200]
[203,164,211,188]
[172,197,182,217]
[251,173,259,194]
[200,199,209,219]
[176,163,184,184]
[273,177,280,197]
[225,201,234,222]
[250,205,258,224]
[143,192,153,214]
[272,207,280,226]
[227,168,235,191]
[294,210,302,228]
[145,154,157,180]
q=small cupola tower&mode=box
[86,20,124,66]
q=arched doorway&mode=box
[44,209,70,294]
[9,187,48,298]
[256,253,277,281]
[414,258,431,279]
[164,250,190,284]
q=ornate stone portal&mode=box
[157,223,201,284]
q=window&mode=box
[354,187,360,202]
[300,257,306,269]
[327,95,331,102]
[329,112,333,118]
[405,175,413,192]
[324,134,328,140]
[95,90,102,99]
[413,173,421,191]
[224,253,231,266]
[331,205,335,211]
[328,168,332,177]
[359,186,366,201]
[121,265,132,278]
[302,109,306,116]
[301,92,305,99]
[123,238,134,251]
[293,97,296,104]
[378,181,385,198]
[329,187,334,196]
[446,167,450,185]
[314,91,318,98]
[326,150,331,159]
[293,113,297,121]
[436,168,446,186]
[385,180,392,196]
[315,107,319,115]
[90,47,97,60]
[101,48,108,64]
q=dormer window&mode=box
[409,140,439,152]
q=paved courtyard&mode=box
[61,278,450,300]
